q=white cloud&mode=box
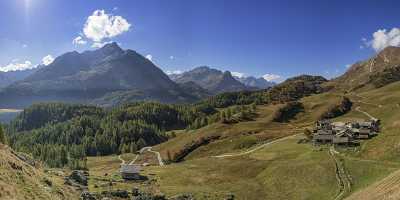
[166,70,184,75]
[0,60,34,72]
[83,10,131,43]
[231,71,247,78]
[42,55,54,66]
[169,56,174,60]
[72,36,87,45]
[262,74,281,82]
[345,64,352,68]
[364,28,400,51]
[145,54,153,61]
[91,41,113,48]
[22,44,28,48]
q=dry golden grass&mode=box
[0,144,79,200]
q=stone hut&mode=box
[313,129,335,144]
[120,164,142,180]
[333,128,353,145]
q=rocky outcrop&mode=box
[65,170,89,189]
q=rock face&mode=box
[0,43,198,108]
[170,66,251,94]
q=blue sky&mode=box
[0,0,399,81]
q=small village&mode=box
[312,118,380,146]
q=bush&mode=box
[273,101,304,122]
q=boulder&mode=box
[80,191,97,200]
[69,170,89,186]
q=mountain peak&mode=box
[98,42,123,54]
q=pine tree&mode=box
[0,124,6,144]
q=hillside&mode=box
[6,63,400,199]
[170,66,251,94]
[136,82,400,199]
[334,46,400,91]
[0,144,79,200]
[76,71,400,199]
[0,43,198,108]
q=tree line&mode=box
[4,75,327,169]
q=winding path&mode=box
[355,106,377,120]
[147,148,165,166]
[129,154,140,165]
[139,147,164,166]
[118,147,164,166]
[212,134,301,158]
[118,155,126,165]
[330,146,352,200]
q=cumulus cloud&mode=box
[91,41,114,48]
[42,55,54,66]
[72,36,87,45]
[364,28,400,51]
[83,10,131,43]
[169,56,174,60]
[262,74,281,82]
[145,54,153,61]
[231,72,247,78]
[0,60,34,72]
[165,70,184,75]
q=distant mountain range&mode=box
[0,43,199,108]
[0,43,266,108]
[0,43,275,108]
[233,75,275,89]
[168,66,261,94]
[0,68,38,88]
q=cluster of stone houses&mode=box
[312,119,380,145]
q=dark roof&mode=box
[120,164,141,174]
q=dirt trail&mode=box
[330,146,352,200]
[355,106,377,120]
[119,147,164,166]
[129,154,140,165]
[212,134,301,158]
[139,147,164,166]
[354,93,383,108]
[118,155,126,165]
[148,148,165,166]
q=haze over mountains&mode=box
[0,68,38,88]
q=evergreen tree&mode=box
[0,124,6,144]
